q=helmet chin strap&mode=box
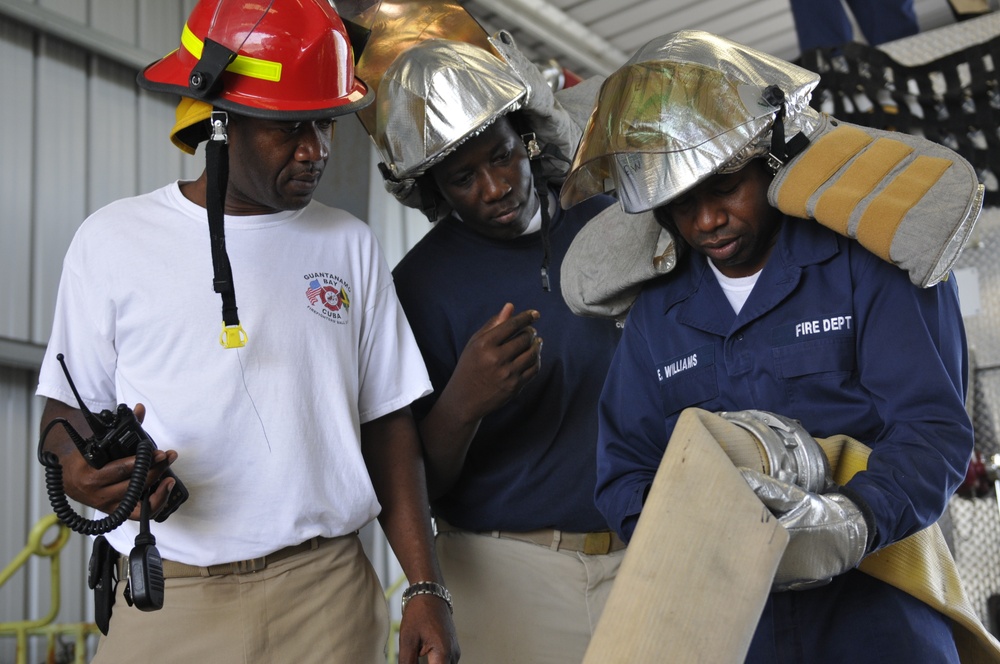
[186,28,248,349]
[537,184,552,292]
[525,137,552,292]
[206,110,247,349]
[523,131,574,292]
[763,85,811,175]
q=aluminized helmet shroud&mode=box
[560,29,821,214]
[375,38,527,181]
[347,0,501,149]
[344,1,586,224]
[557,29,984,324]
[372,29,588,226]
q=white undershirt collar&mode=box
[707,257,761,314]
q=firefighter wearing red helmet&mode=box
[139,0,373,348]
[35,1,458,661]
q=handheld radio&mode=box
[38,353,190,622]
[48,353,188,520]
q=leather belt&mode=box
[436,519,626,555]
[118,537,326,579]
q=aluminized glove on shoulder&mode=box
[740,468,869,591]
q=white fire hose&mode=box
[583,408,1000,663]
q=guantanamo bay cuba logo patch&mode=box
[304,272,351,325]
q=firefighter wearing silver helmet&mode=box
[35,1,458,661]
[574,30,975,664]
[379,35,626,663]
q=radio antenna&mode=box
[56,353,108,437]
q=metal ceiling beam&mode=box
[471,0,629,75]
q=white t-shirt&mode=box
[707,257,761,314]
[36,182,432,565]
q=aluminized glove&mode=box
[740,468,869,591]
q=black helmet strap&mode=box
[206,110,247,348]
[763,84,811,174]
[527,138,573,292]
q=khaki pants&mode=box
[93,534,389,663]
[436,528,624,664]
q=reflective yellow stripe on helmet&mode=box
[181,23,282,82]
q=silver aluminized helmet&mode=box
[560,30,822,213]
[375,38,527,181]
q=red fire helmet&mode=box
[138,0,372,120]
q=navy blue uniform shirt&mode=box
[596,218,972,663]
[394,191,620,532]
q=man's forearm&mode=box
[361,408,444,583]
[417,389,481,500]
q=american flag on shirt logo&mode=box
[306,279,323,305]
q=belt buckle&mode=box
[231,556,267,574]
[583,532,611,555]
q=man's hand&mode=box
[39,399,178,520]
[451,302,542,421]
[740,468,869,591]
[417,303,542,496]
[398,594,460,664]
[361,409,459,661]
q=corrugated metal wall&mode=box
[0,2,199,660]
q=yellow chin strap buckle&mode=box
[220,323,248,349]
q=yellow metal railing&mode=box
[2,516,411,663]
[0,514,100,664]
